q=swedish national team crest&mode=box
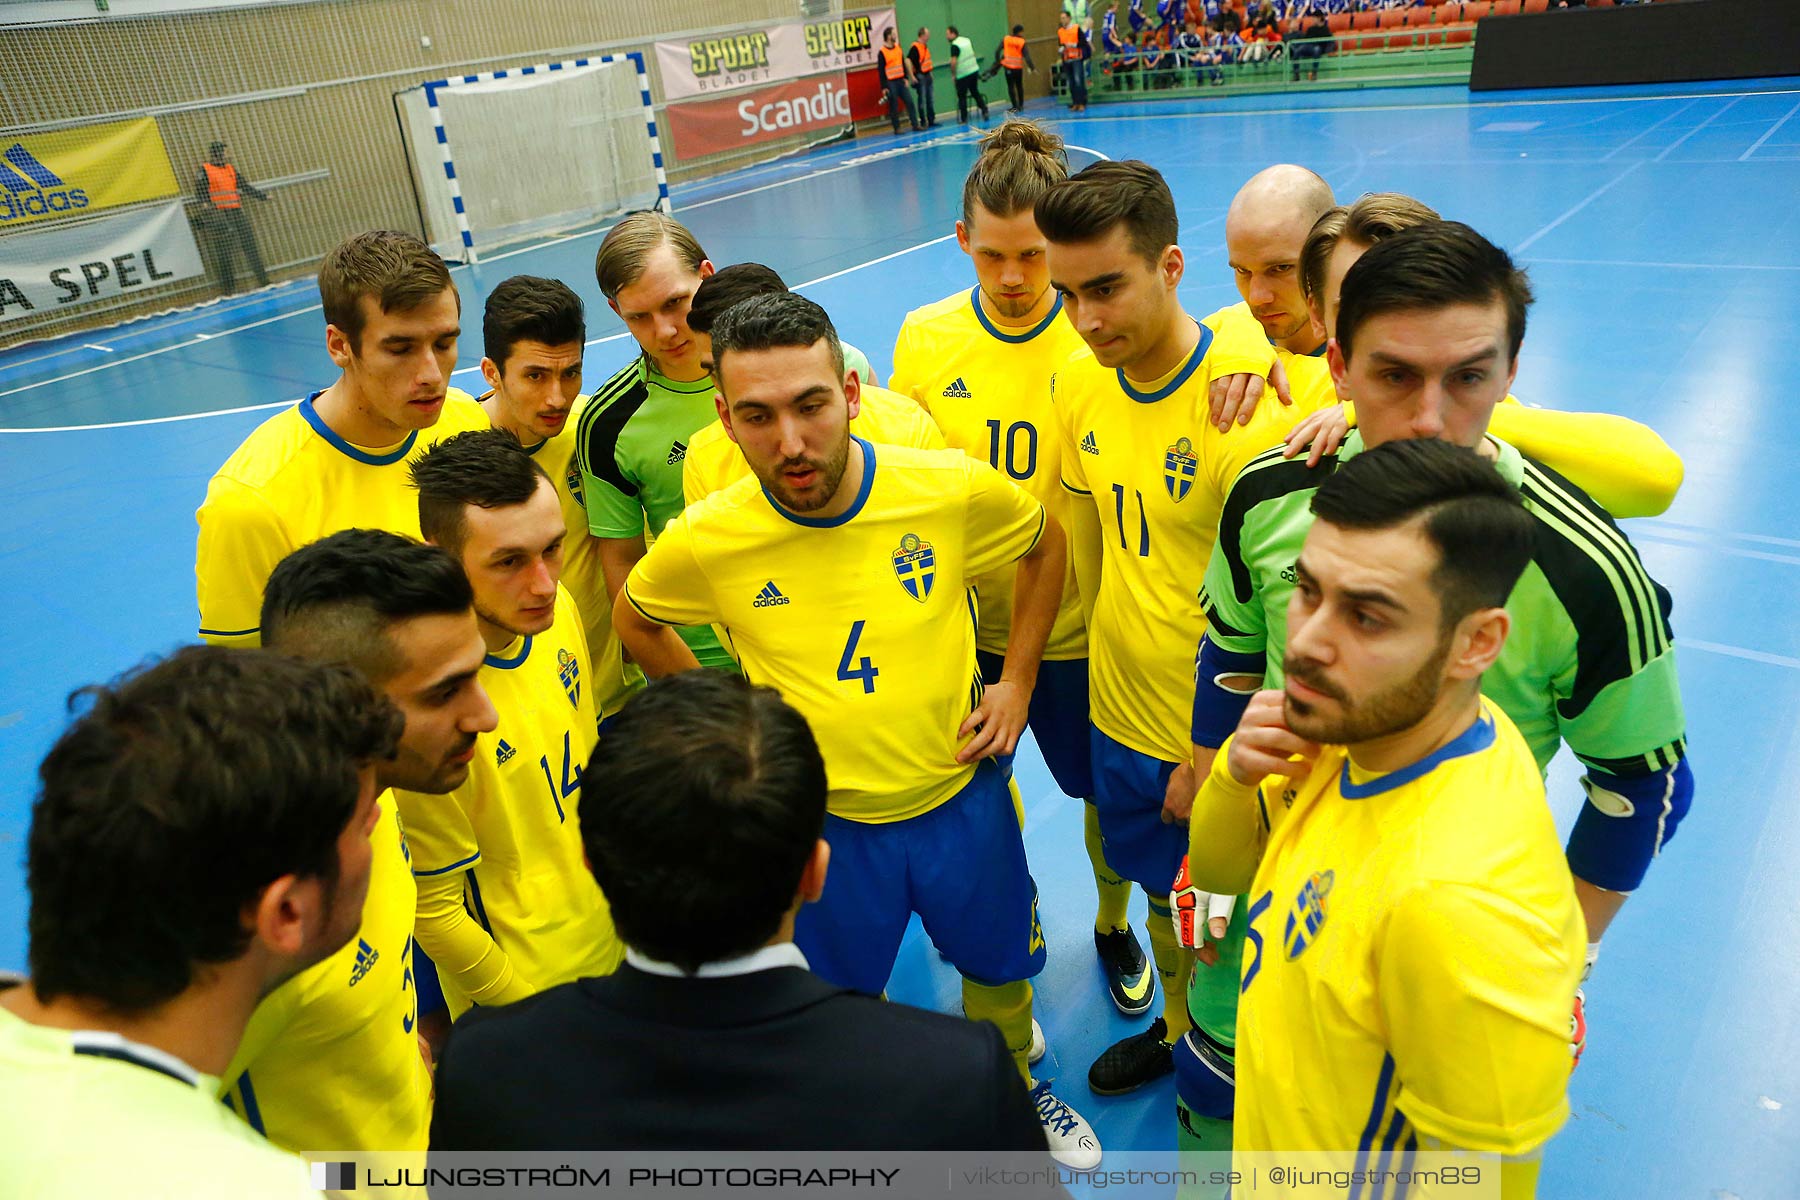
[1163,436,1198,502]
[892,532,936,603]
[565,463,585,507]
[1283,869,1335,960]
[557,647,582,708]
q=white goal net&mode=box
[399,55,668,263]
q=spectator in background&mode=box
[985,25,1038,113]
[947,26,991,123]
[1140,27,1170,88]
[1110,27,1141,89]
[908,26,939,129]
[1290,6,1333,80]
[0,646,400,1198]
[196,140,271,294]
[429,672,1053,1154]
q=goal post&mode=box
[403,53,669,263]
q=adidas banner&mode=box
[0,199,203,325]
[0,117,181,229]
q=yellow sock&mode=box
[1085,800,1134,933]
[963,977,1035,1084]
[1146,899,1195,1042]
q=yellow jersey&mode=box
[626,439,1047,823]
[1201,301,1336,412]
[681,384,944,506]
[1192,702,1582,1163]
[1053,324,1323,763]
[195,390,488,646]
[220,794,429,1153]
[395,586,621,1018]
[490,391,642,719]
[890,288,1090,660]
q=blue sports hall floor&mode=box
[4,75,1799,1199]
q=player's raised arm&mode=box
[1485,401,1684,518]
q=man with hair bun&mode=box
[892,121,1152,1029]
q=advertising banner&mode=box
[0,199,204,324]
[656,8,897,100]
[662,71,888,160]
[0,117,181,229]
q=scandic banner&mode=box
[661,72,884,160]
[656,8,897,100]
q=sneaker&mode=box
[1028,1079,1102,1169]
[1570,988,1587,1070]
[1088,1017,1174,1095]
[1095,927,1154,1017]
[1030,1018,1046,1066]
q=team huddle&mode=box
[2,118,1692,1195]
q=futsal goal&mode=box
[397,53,669,263]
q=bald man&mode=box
[1222,164,1337,358]
[1196,165,1339,436]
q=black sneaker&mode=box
[1088,1017,1174,1095]
[1094,926,1154,1017]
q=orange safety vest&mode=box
[1058,25,1082,60]
[1002,35,1026,69]
[203,162,241,210]
[881,44,906,79]
[911,39,933,73]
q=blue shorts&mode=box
[1089,725,1187,893]
[976,651,1094,800]
[795,759,1047,994]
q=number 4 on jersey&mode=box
[837,620,879,694]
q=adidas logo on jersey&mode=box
[667,440,687,465]
[752,581,791,608]
[496,738,516,766]
[1080,431,1100,455]
[942,377,972,399]
[348,938,379,987]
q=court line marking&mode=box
[1066,85,1800,127]
[0,133,983,399]
[1528,257,1800,272]
[1681,639,1800,672]
[1637,519,1800,551]
[1634,530,1800,570]
[0,231,966,433]
[1515,159,1648,254]
[1739,97,1800,161]
[1652,96,1738,162]
[1599,98,1698,161]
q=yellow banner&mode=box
[0,117,179,228]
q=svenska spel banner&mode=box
[0,199,204,325]
[0,117,181,229]
[657,8,897,100]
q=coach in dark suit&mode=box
[429,671,1049,1152]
